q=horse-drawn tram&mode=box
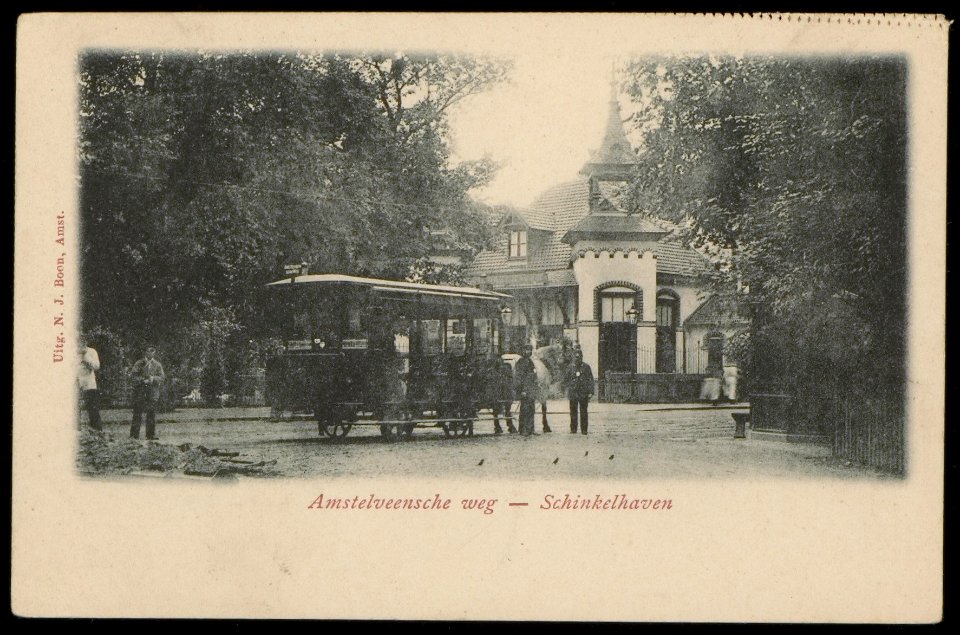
[265,273,511,440]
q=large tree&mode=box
[79,50,507,344]
[78,51,507,400]
[622,55,908,390]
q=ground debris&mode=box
[77,429,278,478]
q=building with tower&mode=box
[464,86,746,401]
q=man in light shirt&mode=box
[78,336,102,431]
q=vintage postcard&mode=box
[13,13,947,621]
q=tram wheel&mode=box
[443,420,472,438]
[321,422,352,439]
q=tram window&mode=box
[447,319,467,356]
[420,320,442,355]
[473,319,492,354]
[394,332,410,356]
[293,311,310,337]
[347,306,363,336]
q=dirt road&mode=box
[89,401,893,480]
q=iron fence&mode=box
[599,372,707,403]
[833,392,904,474]
[751,388,904,474]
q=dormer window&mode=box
[509,230,527,259]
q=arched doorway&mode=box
[656,290,680,373]
[596,284,640,377]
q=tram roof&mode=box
[267,273,511,302]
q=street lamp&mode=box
[626,306,639,375]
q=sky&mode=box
[446,52,642,209]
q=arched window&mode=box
[593,282,643,321]
[593,282,643,376]
[599,287,636,322]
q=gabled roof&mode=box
[499,208,552,232]
[684,295,751,328]
[465,179,592,280]
[468,227,575,273]
[464,89,712,289]
[466,178,714,283]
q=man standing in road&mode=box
[514,344,538,436]
[130,345,165,441]
[77,336,102,431]
[491,356,517,435]
[566,347,594,435]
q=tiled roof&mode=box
[562,213,669,242]
[654,240,712,278]
[527,178,592,231]
[518,206,554,231]
[465,179,590,279]
[467,232,574,274]
[535,235,574,269]
[479,268,577,291]
[465,177,711,282]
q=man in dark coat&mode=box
[491,357,517,434]
[566,347,595,435]
[130,346,165,440]
[514,344,538,436]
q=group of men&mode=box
[78,339,166,440]
[492,343,595,437]
[79,338,593,441]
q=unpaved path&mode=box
[87,401,893,480]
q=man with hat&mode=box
[514,343,538,436]
[490,355,517,435]
[566,346,594,435]
[130,345,165,440]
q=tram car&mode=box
[264,273,511,440]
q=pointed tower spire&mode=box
[580,77,638,179]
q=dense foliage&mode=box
[78,51,508,403]
[622,56,908,393]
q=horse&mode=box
[483,339,576,434]
[530,339,577,432]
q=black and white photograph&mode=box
[13,13,946,621]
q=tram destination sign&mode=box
[284,263,309,277]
